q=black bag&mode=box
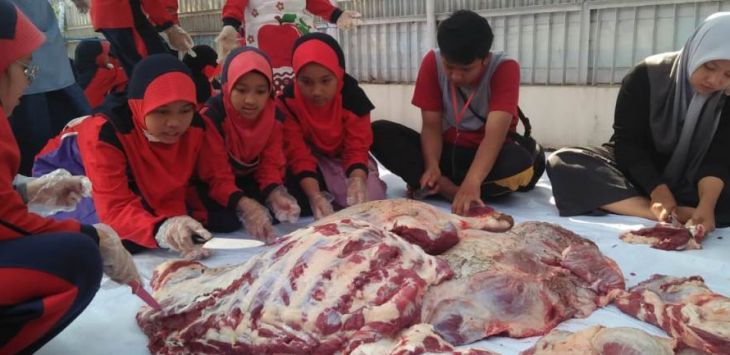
[456,88,545,191]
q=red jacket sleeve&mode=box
[79,121,164,249]
[411,51,443,112]
[342,112,373,175]
[222,0,248,28]
[254,121,285,194]
[0,112,90,240]
[197,119,245,209]
[305,0,341,23]
[279,102,318,178]
[140,0,175,30]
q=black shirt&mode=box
[609,62,730,195]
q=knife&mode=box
[128,280,162,311]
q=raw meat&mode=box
[350,323,498,355]
[620,223,706,250]
[422,222,625,345]
[136,219,453,354]
[316,199,514,254]
[521,325,675,354]
[613,275,730,354]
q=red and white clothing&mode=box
[222,0,344,90]
[278,33,385,208]
[412,49,520,148]
[76,55,243,249]
[1,3,102,354]
[200,47,286,198]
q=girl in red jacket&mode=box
[0,2,138,352]
[74,39,128,109]
[197,47,300,224]
[70,54,275,257]
[277,33,386,219]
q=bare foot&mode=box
[437,177,459,201]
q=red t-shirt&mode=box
[411,50,520,147]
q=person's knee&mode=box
[53,233,103,295]
[546,148,579,173]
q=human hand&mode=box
[418,166,441,198]
[688,205,716,234]
[94,224,141,284]
[215,25,240,63]
[164,25,195,59]
[451,180,484,216]
[346,175,367,206]
[309,191,334,220]
[27,169,91,212]
[266,186,300,224]
[154,216,212,259]
[649,184,677,222]
[336,10,363,30]
[238,197,276,243]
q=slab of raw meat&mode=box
[316,199,514,254]
[613,275,730,354]
[521,325,675,354]
[351,323,498,355]
[137,219,453,354]
[620,223,705,250]
[422,222,625,345]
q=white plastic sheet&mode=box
[38,170,730,354]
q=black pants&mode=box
[100,25,171,77]
[371,120,540,199]
[188,174,290,231]
[0,233,102,354]
[547,145,730,227]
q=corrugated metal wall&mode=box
[62,0,730,85]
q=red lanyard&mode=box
[450,83,476,127]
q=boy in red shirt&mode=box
[372,10,543,215]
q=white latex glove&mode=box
[94,224,141,285]
[346,175,367,206]
[155,216,212,259]
[215,25,240,63]
[238,197,276,243]
[27,169,91,213]
[164,25,195,59]
[336,10,363,30]
[309,191,334,220]
[266,186,301,224]
[71,0,90,13]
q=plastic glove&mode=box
[266,186,301,223]
[94,224,141,284]
[309,191,334,220]
[238,197,276,243]
[336,10,363,30]
[164,25,195,59]
[27,169,91,214]
[71,0,90,13]
[155,216,213,259]
[215,25,240,63]
[346,175,367,206]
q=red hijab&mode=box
[220,47,276,164]
[290,35,347,154]
[111,55,199,215]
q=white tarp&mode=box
[37,170,730,354]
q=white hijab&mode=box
[646,12,730,189]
